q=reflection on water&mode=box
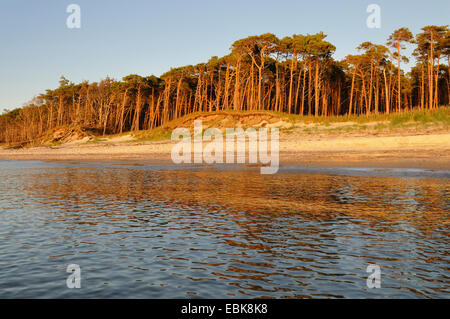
[0,160,448,298]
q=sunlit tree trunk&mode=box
[383,69,390,114]
[349,68,356,116]
[314,59,320,117]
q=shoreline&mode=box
[1,132,449,170]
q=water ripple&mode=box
[0,160,448,298]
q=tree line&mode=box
[1,25,449,144]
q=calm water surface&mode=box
[0,160,449,298]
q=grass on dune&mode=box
[280,106,450,125]
[126,106,450,141]
[133,127,173,142]
[160,106,450,126]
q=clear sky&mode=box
[0,0,449,113]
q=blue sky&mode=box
[0,0,449,113]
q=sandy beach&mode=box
[1,128,449,169]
